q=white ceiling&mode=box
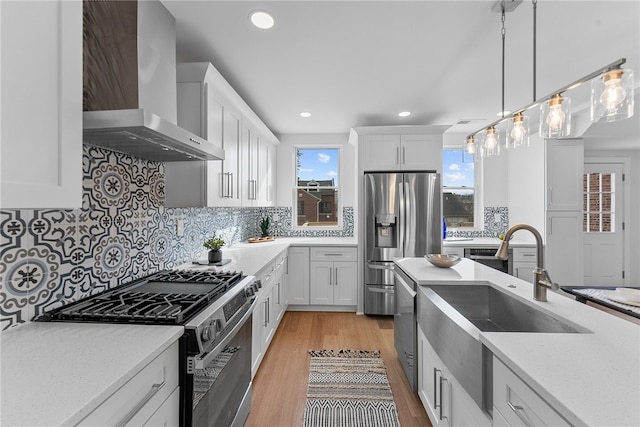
[162,0,640,148]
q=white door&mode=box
[583,163,625,286]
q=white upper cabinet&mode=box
[545,139,584,211]
[356,126,448,172]
[1,0,82,209]
[165,62,278,208]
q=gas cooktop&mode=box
[36,270,245,325]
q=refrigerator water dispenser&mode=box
[375,214,398,248]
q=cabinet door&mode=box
[223,110,242,206]
[287,247,310,305]
[513,263,536,283]
[333,262,357,305]
[363,134,401,171]
[401,134,442,171]
[546,211,583,286]
[545,139,584,211]
[140,387,180,427]
[257,138,270,205]
[251,293,266,377]
[309,261,334,305]
[418,326,447,426]
[1,0,82,209]
[266,142,277,205]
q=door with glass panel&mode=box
[583,163,624,286]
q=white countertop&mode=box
[443,237,535,248]
[181,237,358,275]
[395,257,640,426]
[0,322,183,426]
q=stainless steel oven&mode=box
[464,247,512,274]
[36,269,258,427]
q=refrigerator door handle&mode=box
[398,181,405,255]
[367,261,395,270]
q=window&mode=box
[295,148,340,227]
[584,172,615,232]
[442,149,475,228]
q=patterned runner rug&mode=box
[303,349,401,427]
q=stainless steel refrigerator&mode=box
[364,171,441,315]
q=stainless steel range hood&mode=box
[82,0,224,162]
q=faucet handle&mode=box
[538,269,560,291]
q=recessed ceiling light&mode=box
[398,111,411,117]
[299,111,312,118]
[250,11,275,29]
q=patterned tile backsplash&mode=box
[0,146,354,330]
[446,207,509,238]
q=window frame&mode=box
[293,145,342,230]
[442,146,482,230]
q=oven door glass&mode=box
[191,316,252,427]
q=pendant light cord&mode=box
[533,0,537,101]
[501,5,506,119]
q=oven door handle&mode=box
[192,300,255,370]
[467,255,501,260]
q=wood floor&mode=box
[245,311,431,427]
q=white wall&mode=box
[506,133,546,242]
[482,152,509,207]
[275,132,356,211]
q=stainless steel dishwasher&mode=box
[393,264,418,392]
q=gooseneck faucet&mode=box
[495,224,558,302]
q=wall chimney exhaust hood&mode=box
[82,0,224,162]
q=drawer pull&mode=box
[323,253,344,256]
[439,376,449,421]
[507,401,531,427]
[115,381,166,427]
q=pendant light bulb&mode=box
[507,112,530,148]
[546,95,565,131]
[465,136,476,155]
[600,70,626,111]
[482,126,500,157]
[591,67,634,123]
[540,93,571,137]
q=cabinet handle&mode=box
[439,376,449,421]
[277,282,281,304]
[329,267,333,286]
[323,253,343,257]
[507,401,531,427]
[548,217,552,235]
[433,368,440,410]
[263,299,269,326]
[334,267,338,286]
[396,147,400,165]
[548,187,553,206]
[229,172,234,198]
[522,253,535,257]
[115,381,166,427]
[402,146,406,164]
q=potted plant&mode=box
[259,216,272,238]
[203,235,225,263]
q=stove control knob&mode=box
[213,319,223,334]
[201,325,212,342]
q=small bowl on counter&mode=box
[425,254,461,268]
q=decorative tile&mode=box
[447,206,509,238]
[0,144,358,330]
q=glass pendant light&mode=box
[465,136,476,155]
[540,93,571,138]
[482,126,500,157]
[507,112,530,148]
[591,67,634,123]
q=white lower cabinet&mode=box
[79,341,179,426]
[309,247,357,306]
[512,248,537,283]
[493,356,570,426]
[251,250,287,378]
[417,325,491,427]
[287,247,310,305]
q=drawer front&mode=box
[493,356,570,427]
[512,248,537,262]
[79,341,179,426]
[310,247,357,262]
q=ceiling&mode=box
[162,0,640,148]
